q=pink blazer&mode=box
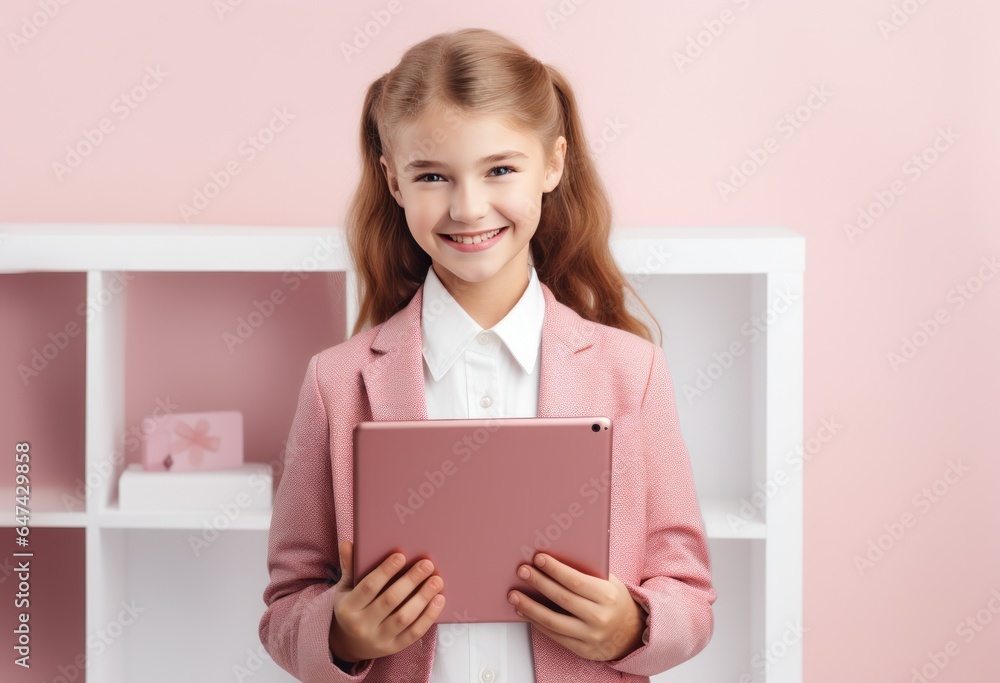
[259,278,716,683]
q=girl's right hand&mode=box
[329,540,446,663]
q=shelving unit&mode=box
[0,223,804,683]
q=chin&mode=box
[438,264,501,285]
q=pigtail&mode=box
[347,72,431,338]
[533,65,662,346]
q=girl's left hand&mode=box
[508,553,646,662]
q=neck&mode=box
[433,259,531,330]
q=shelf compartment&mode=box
[121,271,343,497]
[0,272,87,515]
[0,527,86,681]
[91,528,282,683]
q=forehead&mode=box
[391,109,542,170]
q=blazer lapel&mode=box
[361,278,597,421]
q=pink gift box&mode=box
[140,410,244,472]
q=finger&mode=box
[515,604,589,656]
[516,563,594,622]
[381,571,445,641]
[347,551,407,612]
[338,541,353,586]
[531,553,610,603]
[393,584,447,649]
[520,611,621,663]
[508,589,588,640]
[367,557,439,623]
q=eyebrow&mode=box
[402,150,528,174]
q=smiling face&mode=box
[379,107,566,303]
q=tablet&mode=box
[352,416,612,624]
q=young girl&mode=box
[259,27,716,683]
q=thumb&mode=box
[338,540,353,587]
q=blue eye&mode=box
[414,166,518,182]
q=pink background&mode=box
[2,0,999,680]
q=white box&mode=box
[118,462,273,512]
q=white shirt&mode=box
[421,262,544,683]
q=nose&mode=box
[449,182,489,225]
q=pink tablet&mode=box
[352,416,612,624]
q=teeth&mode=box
[448,227,502,244]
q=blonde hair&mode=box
[345,27,660,345]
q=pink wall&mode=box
[3,1,998,680]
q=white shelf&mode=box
[0,223,802,273]
[0,485,89,528]
[701,497,767,540]
[0,222,804,683]
[98,501,274,530]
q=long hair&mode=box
[345,27,661,345]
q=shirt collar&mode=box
[421,264,545,382]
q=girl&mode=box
[260,27,716,683]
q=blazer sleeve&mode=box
[258,354,376,682]
[605,344,717,677]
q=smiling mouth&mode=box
[443,226,507,244]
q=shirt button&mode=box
[478,332,492,345]
[479,668,496,683]
[479,395,493,408]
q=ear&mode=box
[379,155,402,206]
[542,135,567,193]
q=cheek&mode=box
[503,196,543,227]
[403,202,440,234]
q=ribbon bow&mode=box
[170,418,221,467]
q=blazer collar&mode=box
[361,279,596,421]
